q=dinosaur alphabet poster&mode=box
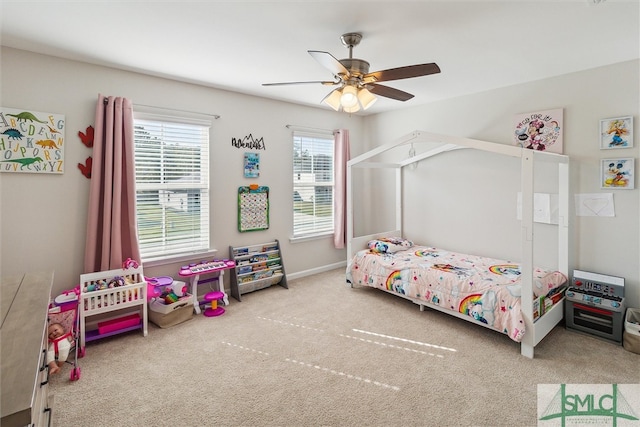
[0,107,65,174]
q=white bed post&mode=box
[346,158,354,263]
[395,167,402,233]
[558,161,569,276]
[520,152,535,358]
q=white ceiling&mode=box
[1,1,638,115]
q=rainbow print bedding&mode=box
[346,242,567,342]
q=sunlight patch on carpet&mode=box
[278,315,323,325]
[257,316,324,332]
[352,329,457,352]
[339,334,444,358]
[285,358,400,391]
[221,341,270,356]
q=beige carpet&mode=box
[50,268,639,427]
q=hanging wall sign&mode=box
[238,185,269,232]
[0,107,65,174]
[244,152,260,178]
[231,133,266,150]
[513,108,563,154]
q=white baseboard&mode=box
[286,261,347,281]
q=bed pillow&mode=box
[367,237,414,254]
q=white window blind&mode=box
[134,114,210,261]
[292,132,334,237]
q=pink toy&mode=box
[145,276,174,301]
[203,291,225,317]
[179,259,236,277]
[54,289,79,310]
[48,294,83,381]
[177,260,234,315]
[122,258,139,269]
[147,282,161,300]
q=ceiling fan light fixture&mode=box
[343,103,361,113]
[265,33,441,112]
[323,89,342,111]
[357,87,377,110]
[340,85,359,108]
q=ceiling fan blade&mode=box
[262,80,339,87]
[367,84,414,102]
[308,50,350,77]
[363,63,440,84]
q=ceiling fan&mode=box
[262,32,441,113]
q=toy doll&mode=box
[47,322,72,374]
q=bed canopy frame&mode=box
[346,130,569,358]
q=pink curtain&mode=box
[84,94,140,273]
[333,129,350,249]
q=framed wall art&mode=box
[514,108,563,154]
[600,158,634,190]
[599,116,633,149]
[0,107,65,174]
[244,152,260,178]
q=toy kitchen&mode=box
[565,269,625,344]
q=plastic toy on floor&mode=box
[203,291,225,317]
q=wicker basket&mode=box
[148,302,193,328]
[623,330,640,354]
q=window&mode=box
[292,132,334,238]
[133,114,210,261]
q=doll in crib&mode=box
[47,322,72,374]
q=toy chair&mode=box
[203,291,225,317]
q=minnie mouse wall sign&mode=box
[514,108,563,154]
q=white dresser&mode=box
[1,271,54,426]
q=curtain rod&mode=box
[286,124,336,134]
[134,103,220,119]
[101,98,220,119]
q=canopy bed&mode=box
[345,131,569,358]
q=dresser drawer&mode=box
[34,345,52,426]
[1,272,54,427]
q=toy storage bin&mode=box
[149,305,193,328]
[149,294,193,315]
[148,294,194,328]
[623,331,640,354]
[624,308,640,336]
